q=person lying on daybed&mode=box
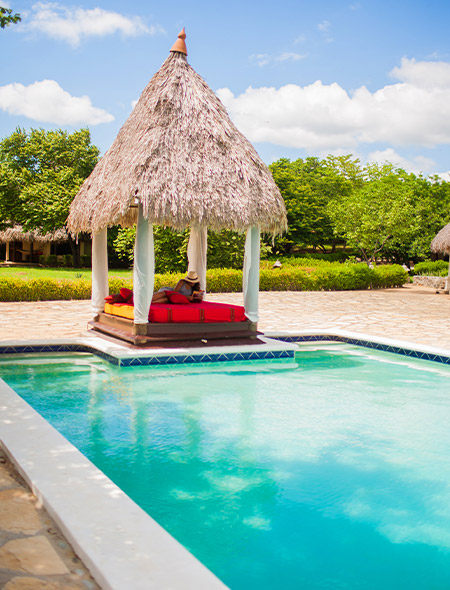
[151,271,204,304]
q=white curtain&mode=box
[91,227,109,316]
[133,204,155,324]
[187,226,207,292]
[243,226,260,322]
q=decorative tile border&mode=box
[0,342,294,366]
[1,336,449,366]
[119,348,294,367]
[0,343,120,365]
[272,334,450,365]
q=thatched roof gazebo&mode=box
[0,225,68,262]
[67,29,287,343]
[0,226,68,244]
[431,222,450,291]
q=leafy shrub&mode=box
[80,254,91,267]
[108,277,132,295]
[259,267,316,291]
[206,269,243,292]
[0,263,409,301]
[63,254,73,267]
[261,257,344,270]
[0,278,91,301]
[40,254,58,267]
[289,252,349,262]
[371,265,409,287]
[413,260,449,277]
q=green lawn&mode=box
[0,266,132,281]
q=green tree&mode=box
[0,127,99,264]
[0,6,21,28]
[327,163,420,264]
[112,226,268,271]
[380,170,450,264]
[268,156,358,255]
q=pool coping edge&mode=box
[0,378,228,590]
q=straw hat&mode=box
[184,271,199,283]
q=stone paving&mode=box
[1,284,450,349]
[0,449,100,590]
[1,284,450,589]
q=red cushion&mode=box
[120,287,133,302]
[195,301,247,323]
[166,291,190,304]
[148,301,247,323]
[105,293,127,303]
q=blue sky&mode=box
[1,0,450,177]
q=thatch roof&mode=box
[0,225,68,244]
[431,222,450,254]
[67,31,287,236]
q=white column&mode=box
[445,256,450,292]
[187,226,207,292]
[243,226,260,323]
[5,241,10,262]
[133,204,155,324]
[91,227,109,317]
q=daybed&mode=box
[90,300,258,345]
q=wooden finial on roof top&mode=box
[170,27,187,55]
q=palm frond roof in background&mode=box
[0,225,68,244]
[67,29,287,236]
[431,222,450,254]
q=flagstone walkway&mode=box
[1,284,450,589]
[1,284,450,348]
[0,449,100,590]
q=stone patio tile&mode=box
[0,469,17,488]
[0,489,42,534]
[0,536,69,576]
[4,577,60,590]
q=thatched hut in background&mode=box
[431,222,450,291]
[0,225,70,263]
[67,29,287,343]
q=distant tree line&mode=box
[269,156,450,265]
[1,127,449,268]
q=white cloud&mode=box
[1,1,12,8]
[21,2,164,47]
[390,57,450,88]
[367,148,436,175]
[317,19,333,43]
[0,80,114,125]
[293,34,306,45]
[216,57,450,159]
[317,20,331,33]
[277,52,305,62]
[250,52,306,67]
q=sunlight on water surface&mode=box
[1,346,450,589]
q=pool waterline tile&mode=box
[1,332,450,366]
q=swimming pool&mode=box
[1,344,450,589]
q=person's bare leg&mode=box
[152,292,169,303]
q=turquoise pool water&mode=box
[1,345,450,589]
